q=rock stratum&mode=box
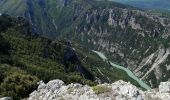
[27,79,170,100]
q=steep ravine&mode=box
[93,50,151,90]
[1,0,170,88]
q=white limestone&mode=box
[0,97,12,100]
[159,82,170,93]
[27,79,170,100]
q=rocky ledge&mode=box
[26,79,170,100]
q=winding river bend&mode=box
[93,50,151,90]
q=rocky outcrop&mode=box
[27,79,170,100]
[159,82,170,93]
[134,47,170,80]
[141,47,170,80]
[0,97,12,100]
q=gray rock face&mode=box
[135,47,170,80]
[27,79,170,100]
[74,4,170,87]
[0,97,12,100]
[159,82,170,93]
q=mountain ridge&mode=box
[111,0,170,10]
[1,0,170,88]
[0,0,137,37]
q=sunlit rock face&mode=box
[0,97,12,100]
[159,82,170,93]
[27,79,170,100]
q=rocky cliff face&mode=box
[27,79,170,100]
[0,14,146,99]
[1,0,170,88]
[63,1,170,88]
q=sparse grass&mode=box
[67,88,74,94]
[92,85,112,94]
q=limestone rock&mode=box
[27,80,144,100]
[159,82,170,93]
[27,79,170,100]
[0,97,12,100]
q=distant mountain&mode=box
[111,0,170,10]
[0,0,134,37]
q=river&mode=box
[92,50,151,90]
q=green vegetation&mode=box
[92,85,111,94]
[1,0,170,98]
[135,15,164,32]
[0,14,148,99]
[0,64,39,99]
[0,15,96,99]
[0,0,136,37]
[148,9,170,18]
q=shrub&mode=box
[92,85,111,94]
[0,71,39,99]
